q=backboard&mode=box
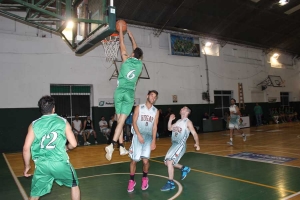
[74,0,116,54]
[257,75,284,88]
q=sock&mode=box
[168,179,174,183]
[230,138,233,142]
[112,140,117,147]
[242,133,245,136]
[143,171,148,177]
[130,174,135,181]
[119,143,124,148]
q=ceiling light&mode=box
[272,53,280,59]
[66,21,74,29]
[279,0,289,6]
[205,42,212,47]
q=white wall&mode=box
[0,16,299,108]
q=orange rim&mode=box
[110,33,119,37]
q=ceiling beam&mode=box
[10,0,65,20]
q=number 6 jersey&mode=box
[31,114,69,162]
[131,104,158,136]
[118,57,143,90]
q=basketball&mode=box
[116,20,127,33]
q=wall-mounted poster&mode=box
[172,95,178,103]
[169,34,200,57]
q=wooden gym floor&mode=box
[2,122,300,200]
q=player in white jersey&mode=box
[228,98,246,146]
[127,90,159,193]
[161,106,200,191]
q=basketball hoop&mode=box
[101,33,119,62]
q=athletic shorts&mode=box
[73,130,82,135]
[129,134,153,162]
[114,87,135,116]
[229,118,240,130]
[30,160,78,197]
[164,142,186,165]
[83,129,93,134]
[101,128,111,134]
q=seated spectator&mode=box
[203,112,209,120]
[72,114,90,146]
[109,115,115,128]
[99,116,111,140]
[83,116,98,144]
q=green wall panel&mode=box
[1,102,299,153]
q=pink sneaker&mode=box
[141,177,149,190]
[127,180,136,193]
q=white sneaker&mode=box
[227,141,233,146]
[105,144,114,161]
[86,141,91,145]
[242,133,247,142]
[84,142,88,146]
[95,141,98,144]
[119,146,129,155]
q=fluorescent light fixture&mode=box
[272,53,280,59]
[279,0,289,6]
[205,41,212,47]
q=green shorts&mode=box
[114,87,135,116]
[30,160,79,197]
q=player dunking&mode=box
[23,96,80,200]
[161,106,200,191]
[127,90,159,192]
[227,98,246,146]
[105,24,144,161]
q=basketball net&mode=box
[101,34,119,62]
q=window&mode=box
[280,92,289,106]
[50,85,92,119]
[214,90,233,117]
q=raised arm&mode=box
[127,30,137,51]
[119,24,128,61]
[187,120,200,150]
[168,114,176,131]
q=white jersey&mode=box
[229,105,239,120]
[72,120,81,131]
[171,118,190,144]
[131,104,157,136]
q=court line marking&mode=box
[2,153,28,200]
[150,159,296,194]
[197,150,300,169]
[78,173,182,200]
[282,191,300,200]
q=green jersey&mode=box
[31,114,69,162]
[117,57,143,90]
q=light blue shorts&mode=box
[129,134,152,162]
[164,142,186,165]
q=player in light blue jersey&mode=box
[127,90,159,192]
[161,106,200,191]
[227,98,246,146]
